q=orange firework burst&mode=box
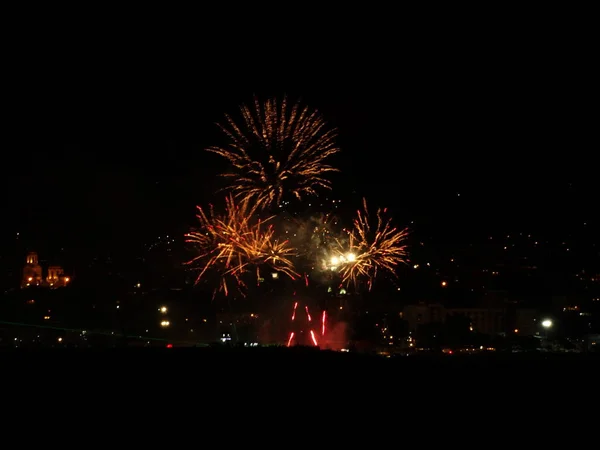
[327,199,408,290]
[236,221,298,281]
[185,195,297,297]
[207,97,340,210]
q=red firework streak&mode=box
[286,301,326,347]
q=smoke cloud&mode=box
[320,321,348,350]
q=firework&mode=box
[185,195,298,297]
[236,221,298,280]
[207,97,340,210]
[287,301,320,347]
[326,198,408,290]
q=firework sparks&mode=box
[327,198,408,289]
[207,97,340,210]
[310,330,318,346]
[237,221,298,280]
[287,302,320,347]
[185,195,298,297]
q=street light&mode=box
[159,306,167,314]
[541,319,552,348]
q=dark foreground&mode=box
[5,348,597,425]
[6,347,599,383]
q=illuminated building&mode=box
[21,252,71,288]
[22,252,43,287]
[403,303,505,335]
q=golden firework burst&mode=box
[185,195,297,297]
[326,199,408,290]
[207,97,340,210]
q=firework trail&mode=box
[185,195,298,298]
[325,198,408,290]
[207,97,340,210]
[287,301,320,347]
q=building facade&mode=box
[21,252,70,288]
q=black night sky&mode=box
[2,20,597,280]
[3,8,600,394]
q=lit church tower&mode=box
[47,266,64,287]
[21,252,71,289]
[22,252,43,287]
